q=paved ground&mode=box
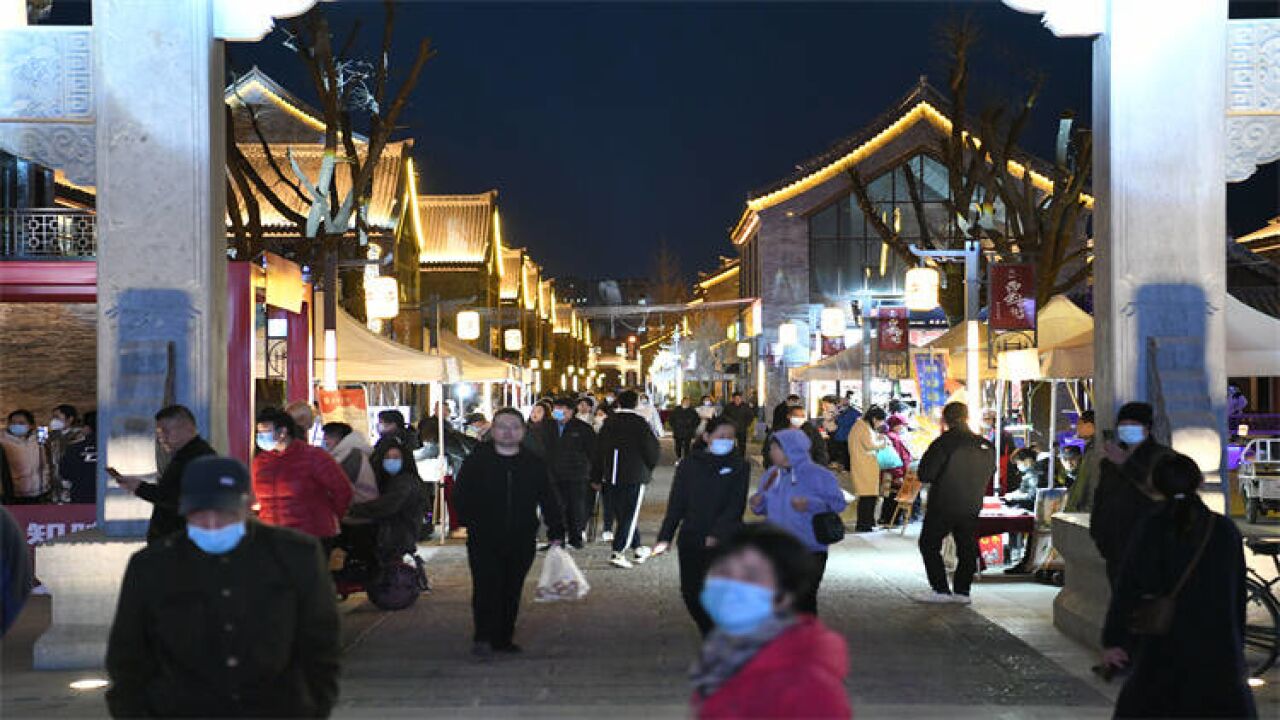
[4,439,1277,719]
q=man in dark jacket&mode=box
[545,397,596,549]
[108,405,215,544]
[668,397,700,462]
[1090,402,1171,585]
[721,391,756,448]
[915,402,996,604]
[594,390,661,569]
[106,456,340,717]
[60,411,97,505]
[770,394,802,432]
[454,409,565,658]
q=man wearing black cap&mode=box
[1089,402,1172,585]
[106,456,341,718]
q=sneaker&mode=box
[951,593,973,605]
[600,531,615,543]
[914,591,957,604]
[609,552,634,569]
[633,546,652,564]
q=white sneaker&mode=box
[633,546,652,564]
[913,591,957,604]
[950,593,973,605]
[609,552,633,569]
[600,531,615,543]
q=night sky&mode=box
[49,1,1278,281]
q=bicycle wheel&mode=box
[1244,576,1279,677]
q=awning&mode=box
[789,345,862,382]
[1226,294,1280,377]
[429,330,519,383]
[313,297,459,384]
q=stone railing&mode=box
[0,208,96,259]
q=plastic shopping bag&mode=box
[534,546,590,602]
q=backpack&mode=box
[367,553,430,611]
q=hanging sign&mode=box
[989,264,1036,331]
[317,387,371,442]
[878,306,909,352]
[911,351,951,416]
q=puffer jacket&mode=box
[545,417,596,484]
[252,441,353,539]
[694,616,851,719]
[0,431,49,500]
[347,470,423,557]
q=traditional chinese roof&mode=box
[1237,217,1280,255]
[1228,240,1280,319]
[539,279,554,320]
[500,247,524,301]
[554,303,575,334]
[226,67,361,145]
[416,191,498,265]
[522,258,541,312]
[696,258,740,292]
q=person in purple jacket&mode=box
[749,429,848,615]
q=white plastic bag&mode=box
[534,546,590,602]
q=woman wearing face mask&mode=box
[690,524,850,719]
[847,407,888,533]
[750,429,847,615]
[347,440,425,573]
[653,417,751,635]
[0,409,50,504]
[762,406,828,469]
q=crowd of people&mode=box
[0,384,1258,719]
[0,405,97,505]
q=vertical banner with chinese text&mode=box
[989,264,1037,331]
[911,351,951,417]
[878,307,909,352]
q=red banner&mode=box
[6,503,98,570]
[878,307,909,352]
[989,264,1037,331]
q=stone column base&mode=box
[33,530,143,670]
[1051,512,1110,652]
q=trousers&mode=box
[674,435,693,460]
[610,483,645,553]
[466,541,535,647]
[854,495,878,531]
[677,541,713,635]
[554,478,588,539]
[918,512,979,595]
[797,551,829,615]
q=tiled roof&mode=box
[500,248,524,300]
[522,259,541,311]
[416,191,498,264]
[226,67,360,145]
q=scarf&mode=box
[690,614,797,699]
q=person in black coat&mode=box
[454,409,565,657]
[593,390,661,568]
[1090,402,1172,586]
[770,394,802,433]
[668,397,701,462]
[60,411,97,505]
[762,405,829,469]
[348,439,424,563]
[914,402,996,602]
[107,405,216,544]
[721,391,757,448]
[653,417,750,635]
[545,397,596,549]
[1,506,31,636]
[1101,453,1257,719]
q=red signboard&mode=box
[6,503,98,570]
[989,264,1037,331]
[878,307,909,352]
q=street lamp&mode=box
[904,266,941,312]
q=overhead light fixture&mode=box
[542,359,552,370]
[364,276,400,320]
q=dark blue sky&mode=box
[51,1,1276,280]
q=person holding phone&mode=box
[109,405,215,544]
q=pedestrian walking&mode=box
[454,408,565,658]
[46,404,89,502]
[545,397,596,549]
[59,411,97,505]
[721,392,756,449]
[690,524,851,719]
[638,392,665,438]
[1090,402,1172,585]
[1100,453,1257,718]
[830,401,861,472]
[108,405,215,543]
[1,506,32,636]
[749,429,847,615]
[914,402,996,604]
[669,397,701,462]
[654,417,751,635]
[595,390,661,568]
[251,408,353,552]
[762,406,828,469]
[847,406,888,532]
[105,456,341,718]
[876,415,913,526]
[769,394,802,433]
[1,410,50,504]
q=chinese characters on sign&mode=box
[912,351,950,416]
[988,264,1037,331]
[878,307,909,352]
[6,504,98,571]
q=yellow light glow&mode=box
[69,679,110,691]
[323,329,338,391]
[504,329,523,352]
[457,311,481,341]
[365,276,400,320]
[239,79,330,135]
[879,242,889,277]
[492,210,504,279]
[405,158,426,255]
[905,267,941,311]
[820,307,845,337]
[778,322,799,347]
[698,263,741,291]
[736,342,751,359]
[1248,678,1266,688]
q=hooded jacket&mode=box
[751,430,847,552]
[694,615,851,719]
[252,441,354,539]
[657,448,750,547]
[594,410,661,486]
[329,432,379,506]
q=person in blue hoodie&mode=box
[749,429,848,615]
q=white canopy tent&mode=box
[432,330,519,383]
[788,344,862,382]
[313,299,459,384]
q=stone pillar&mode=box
[1092,0,1227,474]
[95,0,227,535]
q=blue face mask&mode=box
[552,409,568,422]
[382,458,403,475]
[1116,425,1146,446]
[700,577,776,635]
[187,521,246,555]
[709,438,736,456]
[255,432,279,452]
[8,424,29,437]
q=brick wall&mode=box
[0,303,96,421]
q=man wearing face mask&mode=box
[1089,402,1171,586]
[109,405,215,543]
[544,398,596,549]
[106,456,340,718]
[251,408,353,554]
[46,404,88,502]
[0,410,50,504]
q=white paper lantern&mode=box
[778,322,799,347]
[457,310,481,341]
[503,329,523,352]
[736,342,751,359]
[820,307,846,337]
[905,267,941,311]
[364,276,400,320]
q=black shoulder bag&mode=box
[1127,518,1213,636]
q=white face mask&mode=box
[49,419,66,432]
[788,416,806,428]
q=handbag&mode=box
[812,511,846,545]
[1127,519,1213,636]
[876,445,904,471]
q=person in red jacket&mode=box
[252,408,353,553]
[690,524,851,719]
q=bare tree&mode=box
[650,238,688,305]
